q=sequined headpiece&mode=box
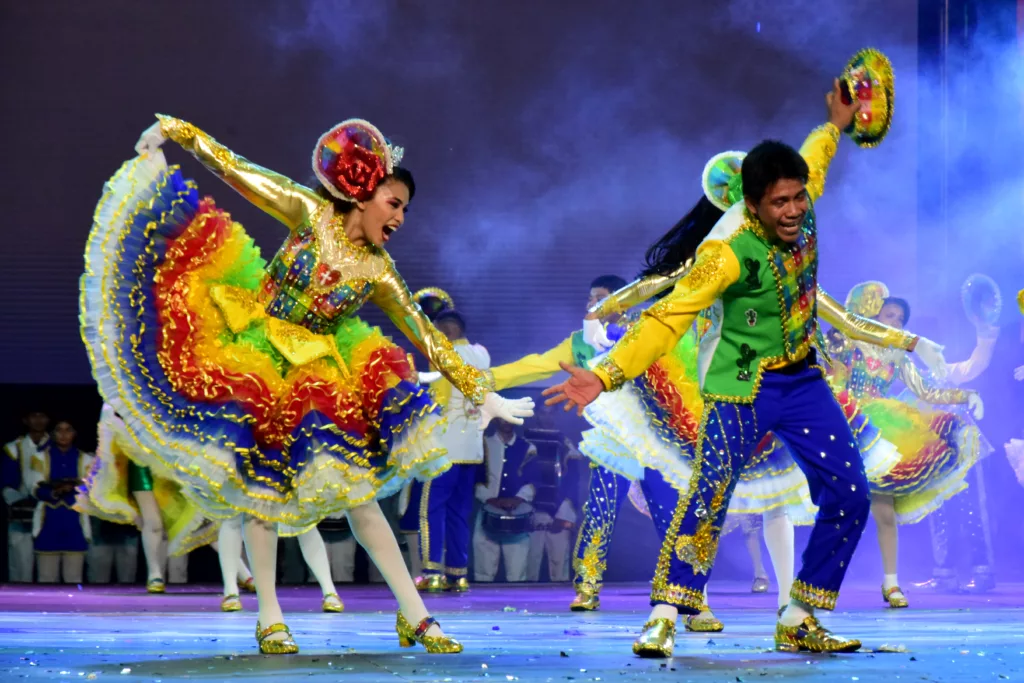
[312,119,406,203]
[412,287,455,321]
[844,281,889,318]
[702,151,746,211]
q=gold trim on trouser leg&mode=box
[418,480,443,574]
[790,579,839,611]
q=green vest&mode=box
[702,211,820,402]
[570,330,596,368]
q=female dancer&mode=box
[82,115,532,653]
[826,281,984,607]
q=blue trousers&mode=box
[401,463,477,578]
[572,463,679,592]
[652,362,871,614]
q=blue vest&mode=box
[496,437,532,499]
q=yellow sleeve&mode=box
[1018,289,1024,315]
[899,361,971,405]
[798,123,841,202]
[594,241,740,390]
[157,115,323,231]
[588,260,693,318]
[371,259,491,405]
[489,337,574,391]
[817,287,918,351]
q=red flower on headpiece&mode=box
[329,142,386,202]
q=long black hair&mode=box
[638,195,724,280]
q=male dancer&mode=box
[544,83,935,654]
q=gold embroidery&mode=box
[595,357,627,391]
[790,579,839,610]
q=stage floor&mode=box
[0,581,1020,682]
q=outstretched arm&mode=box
[154,115,323,231]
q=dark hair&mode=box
[312,166,417,215]
[590,275,628,294]
[434,309,466,335]
[881,297,911,324]
[741,140,809,204]
[639,196,724,280]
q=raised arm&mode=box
[588,260,693,319]
[817,287,918,351]
[371,260,491,405]
[156,115,323,231]
[798,123,842,203]
[900,360,971,405]
[594,241,739,390]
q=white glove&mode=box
[914,337,947,381]
[967,392,984,420]
[135,121,167,156]
[417,371,442,384]
[1014,365,1024,382]
[582,318,613,352]
[480,392,535,428]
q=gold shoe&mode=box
[395,612,463,654]
[414,574,449,593]
[238,577,256,593]
[752,576,770,593]
[322,592,344,613]
[447,577,470,593]
[569,587,601,612]
[774,616,861,653]
[632,618,676,658]
[882,585,909,608]
[684,608,724,633]
[146,578,166,594]
[221,594,243,612]
[255,621,299,655]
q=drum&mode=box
[481,502,533,536]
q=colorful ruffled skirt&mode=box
[842,392,983,524]
[81,153,448,530]
[579,331,816,525]
[75,405,216,556]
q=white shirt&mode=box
[441,340,490,464]
[2,434,48,506]
[476,434,536,504]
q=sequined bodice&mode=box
[834,340,903,400]
[258,224,380,335]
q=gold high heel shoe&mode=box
[414,574,449,593]
[238,577,256,593]
[221,594,243,612]
[255,621,299,655]
[322,592,344,613]
[396,612,463,654]
[632,618,676,658]
[882,585,909,608]
[684,606,724,633]
[447,577,470,593]
[569,586,600,612]
[146,578,166,594]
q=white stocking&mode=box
[762,508,795,609]
[243,516,287,639]
[133,490,167,582]
[216,516,244,597]
[346,500,444,637]
[297,529,336,597]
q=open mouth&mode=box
[382,225,398,241]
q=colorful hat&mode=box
[701,151,746,211]
[839,48,895,148]
[960,274,1002,327]
[412,287,455,321]
[844,281,889,318]
[312,119,405,203]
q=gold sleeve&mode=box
[798,123,841,202]
[371,259,491,405]
[1018,289,1024,315]
[588,260,693,318]
[157,115,323,232]
[817,287,918,350]
[899,360,971,405]
[595,241,739,390]
[488,337,575,391]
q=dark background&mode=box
[1,0,1021,584]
